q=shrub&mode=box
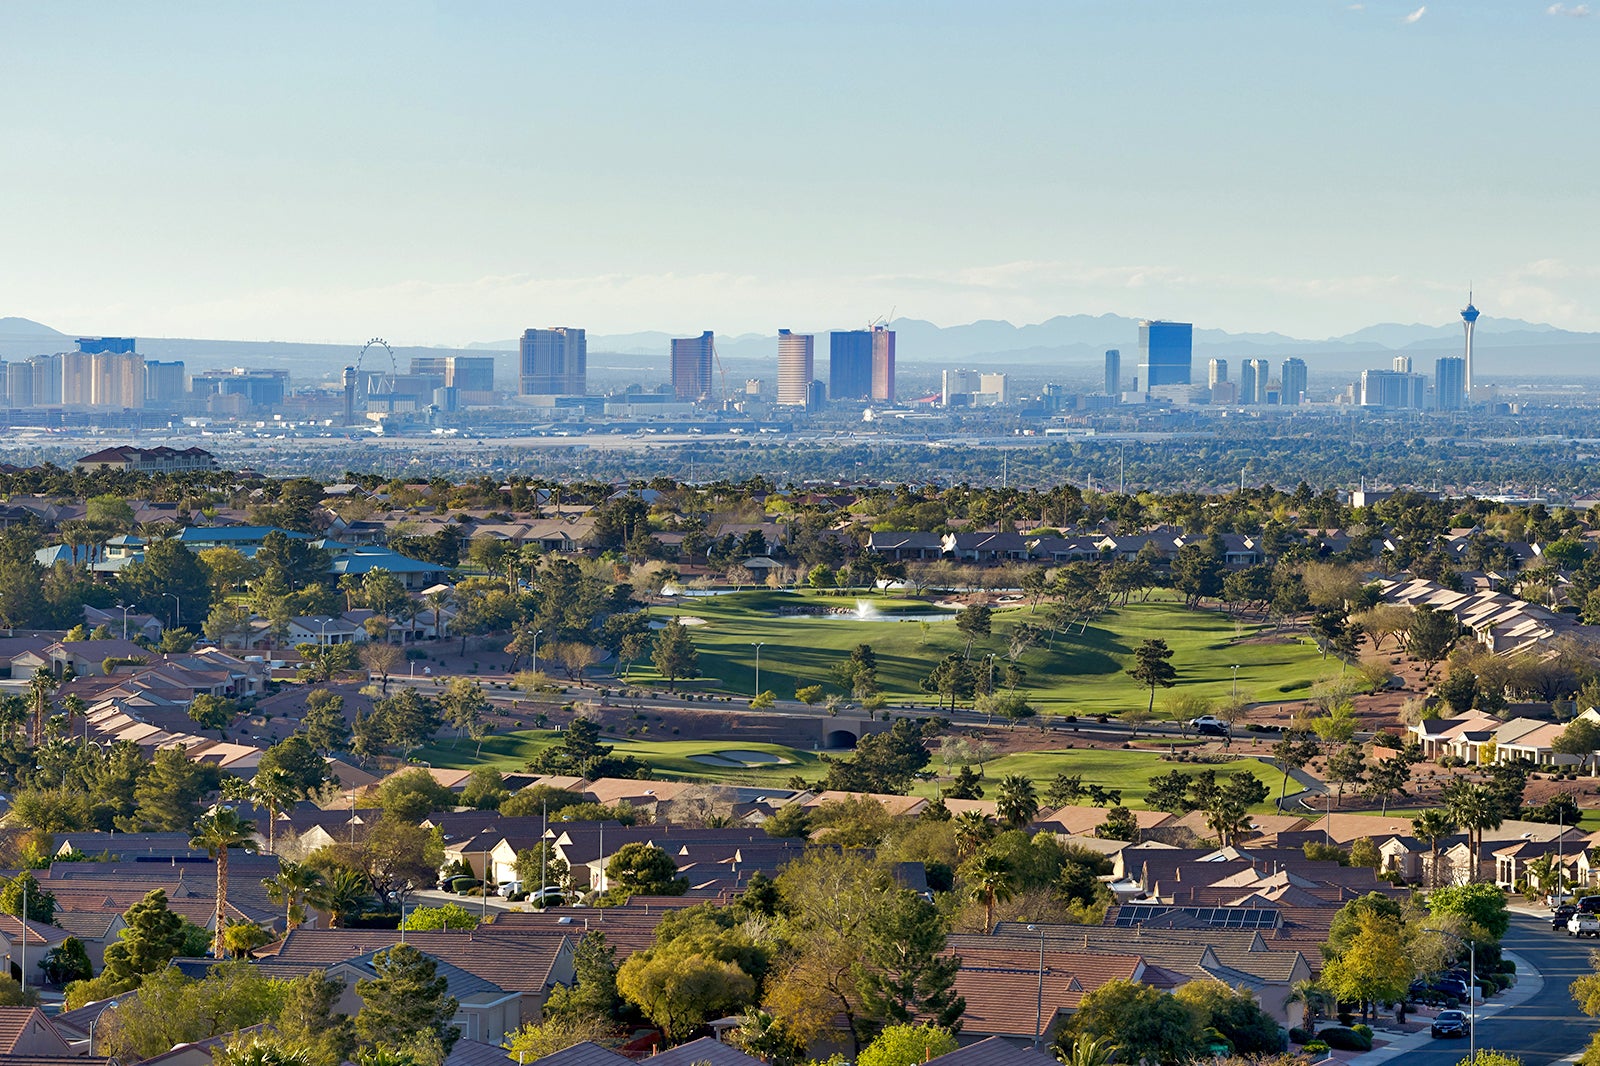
[1302,1041,1329,1054]
[1317,1026,1372,1052]
[1287,1027,1311,1045]
[1499,959,1516,974]
[1352,1023,1373,1040]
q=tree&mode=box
[1426,882,1511,942]
[954,605,992,654]
[542,931,621,1028]
[1270,730,1320,807]
[98,962,288,1061]
[101,889,190,984]
[857,1024,958,1066]
[1172,980,1282,1055]
[1366,749,1418,814]
[1554,718,1600,774]
[126,747,218,832]
[1127,638,1177,715]
[856,890,964,1036]
[502,1016,615,1062]
[438,679,491,754]
[1095,806,1140,842]
[821,719,933,795]
[995,774,1039,829]
[187,694,238,738]
[191,809,257,958]
[1318,909,1413,1021]
[1060,979,1199,1066]
[39,936,93,985]
[264,861,324,929]
[1407,604,1461,681]
[970,853,1013,932]
[1325,742,1368,805]
[0,529,45,632]
[616,944,754,1042]
[298,689,350,754]
[1412,810,1460,888]
[0,871,55,923]
[354,944,460,1056]
[605,843,685,901]
[1446,781,1504,880]
[360,643,403,694]
[651,618,699,684]
[920,654,976,712]
[121,537,213,628]
[308,868,373,928]
[400,904,479,930]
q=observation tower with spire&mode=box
[1461,292,1480,397]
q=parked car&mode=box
[1431,977,1472,999]
[1552,905,1577,930]
[1188,715,1226,730]
[1569,913,1600,937]
[1195,722,1230,737]
[1432,1010,1471,1038]
[1579,895,1600,915]
[497,879,524,898]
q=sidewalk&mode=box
[1344,949,1544,1065]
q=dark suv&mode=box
[1553,905,1578,930]
[1432,1009,1471,1038]
[1579,895,1600,914]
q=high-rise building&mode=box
[776,330,814,407]
[941,368,981,406]
[1435,356,1466,411]
[446,357,496,401]
[30,355,61,406]
[1461,293,1480,396]
[145,360,186,405]
[191,368,289,410]
[829,332,872,400]
[1360,369,1427,409]
[1104,349,1121,395]
[670,331,715,402]
[87,352,144,409]
[979,372,1009,404]
[870,325,895,402]
[1208,358,1228,389]
[5,361,32,408]
[1393,355,1413,374]
[1137,321,1192,388]
[1280,358,1307,406]
[60,351,93,406]
[520,328,587,395]
[1238,358,1270,404]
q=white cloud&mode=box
[1547,3,1591,15]
[1403,5,1427,22]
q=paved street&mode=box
[1364,914,1600,1066]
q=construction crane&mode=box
[712,338,730,408]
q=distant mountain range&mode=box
[3,311,1597,378]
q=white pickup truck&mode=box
[1568,914,1600,937]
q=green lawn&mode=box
[417,730,822,787]
[639,590,1332,717]
[418,727,1292,812]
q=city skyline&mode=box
[1,3,1595,346]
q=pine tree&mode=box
[354,944,460,1055]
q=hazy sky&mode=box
[2,1,1594,345]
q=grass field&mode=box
[417,728,1294,811]
[627,589,1331,717]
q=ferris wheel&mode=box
[342,337,400,423]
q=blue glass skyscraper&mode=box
[829,331,874,400]
[1137,320,1193,388]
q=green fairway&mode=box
[417,730,823,786]
[640,590,1331,717]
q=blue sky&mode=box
[1,1,1593,344]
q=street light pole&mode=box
[751,642,764,697]
[1435,928,1477,1062]
[1232,664,1240,700]
[1027,923,1045,1047]
[115,603,131,640]
[163,592,181,629]
[533,629,544,676]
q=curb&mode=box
[1343,950,1545,1066]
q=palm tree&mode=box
[971,853,1014,931]
[1286,980,1332,1037]
[60,693,85,743]
[996,774,1040,829]
[251,767,300,855]
[954,811,995,860]
[263,860,324,929]
[424,588,452,643]
[191,809,257,958]
[309,868,373,928]
[27,669,56,746]
[1412,809,1460,887]
[1446,782,1502,883]
[1057,1035,1115,1066]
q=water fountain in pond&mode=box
[854,599,881,621]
